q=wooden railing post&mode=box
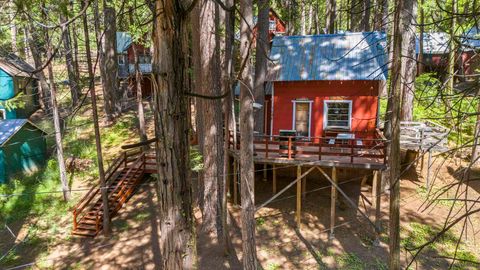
[95,215,100,233]
[265,137,269,159]
[73,210,77,230]
[318,138,322,160]
[350,139,354,163]
[288,136,292,160]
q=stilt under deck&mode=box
[228,130,387,240]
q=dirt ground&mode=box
[2,155,480,269]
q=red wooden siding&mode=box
[271,81,379,137]
[126,43,150,64]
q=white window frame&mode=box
[118,54,127,65]
[323,100,352,130]
[291,99,313,138]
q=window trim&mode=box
[0,109,6,120]
[323,100,352,130]
[291,99,313,138]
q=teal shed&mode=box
[0,54,40,119]
[0,119,47,183]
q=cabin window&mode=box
[324,100,352,130]
[0,109,6,120]
[292,100,313,137]
[139,54,152,64]
[269,19,276,31]
[118,54,127,65]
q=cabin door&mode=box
[292,101,312,137]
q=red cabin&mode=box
[267,32,387,140]
[116,32,153,97]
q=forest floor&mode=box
[1,87,480,269]
[3,155,478,269]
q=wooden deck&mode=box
[72,150,156,237]
[228,130,388,170]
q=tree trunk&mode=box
[400,0,418,121]
[448,0,457,93]
[82,0,111,235]
[417,0,425,74]
[152,0,196,267]
[326,0,336,34]
[24,23,50,112]
[195,0,224,240]
[472,98,480,166]
[130,15,147,146]
[102,1,120,120]
[70,0,81,81]
[349,0,362,31]
[388,0,405,268]
[222,0,235,252]
[253,0,269,133]
[60,14,81,107]
[361,0,371,31]
[45,32,70,202]
[239,0,258,267]
[9,1,17,54]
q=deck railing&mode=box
[228,129,387,165]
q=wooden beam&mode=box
[330,166,337,238]
[296,165,302,228]
[272,164,277,194]
[233,159,238,205]
[361,175,368,187]
[315,166,379,234]
[256,166,315,211]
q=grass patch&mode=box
[337,252,365,270]
[401,222,479,269]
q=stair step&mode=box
[76,224,98,230]
[72,228,98,237]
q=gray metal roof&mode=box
[0,54,37,78]
[116,32,132,54]
[415,32,450,54]
[268,32,388,82]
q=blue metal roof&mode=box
[116,32,132,54]
[0,119,28,145]
[268,32,388,81]
[462,27,480,49]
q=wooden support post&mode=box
[426,150,432,191]
[272,164,277,194]
[361,175,368,187]
[373,170,382,238]
[296,165,302,228]
[233,159,238,205]
[420,150,425,171]
[263,164,267,181]
[302,167,307,198]
[330,166,337,239]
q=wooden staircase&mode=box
[72,150,156,237]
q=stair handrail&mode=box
[91,153,145,234]
[72,154,124,214]
[110,153,145,213]
[72,150,131,230]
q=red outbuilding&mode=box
[266,32,388,140]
